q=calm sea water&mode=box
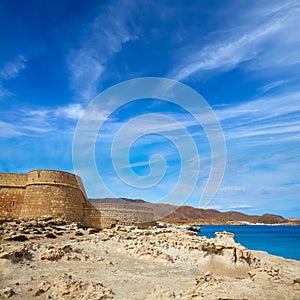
[198,225,300,261]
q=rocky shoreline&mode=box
[1,219,300,299]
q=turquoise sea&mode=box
[198,225,300,261]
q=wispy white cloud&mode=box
[257,183,300,197]
[0,113,54,138]
[258,80,288,93]
[219,185,247,195]
[68,53,104,101]
[0,55,27,80]
[217,93,300,122]
[87,108,200,152]
[173,22,278,81]
[0,84,13,99]
[214,90,300,143]
[68,1,138,101]
[0,102,93,138]
[54,103,85,120]
[227,204,255,210]
[171,1,300,80]
[226,120,300,141]
[98,88,300,148]
[0,102,110,139]
[0,121,22,138]
[0,55,27,100]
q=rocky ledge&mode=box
[0,219,299,299]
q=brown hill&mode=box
[89,198,288,224]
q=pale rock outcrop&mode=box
[1,221,299,300]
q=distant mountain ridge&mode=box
[89,198,291,224]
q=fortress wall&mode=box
[26,170,80,187]
[82,202,116,229]
[75,175,88,202]
[0,173,27,219]
[20,170,84,222]
[94,204,155,225]
[0,172,28,186]
[0,170,155,228]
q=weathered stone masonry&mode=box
[0,172,28,219]
[0,170,154,229]
[21,170,85,222]
[93,203,155,227]
[0,170,105,227]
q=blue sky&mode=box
[0,0,299,217]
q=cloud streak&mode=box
[0,102,90,138]
[67,1,138,101]
[173,22,278,81]
[0,55,27,80]
[214,90,300,143]
[0,55,27,100]
[171,1,300,81]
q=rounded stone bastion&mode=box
[19,170,87,222]
[93,203,155,226]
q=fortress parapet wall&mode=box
[93,203,155,225]
[0,170,154,228]
[0,173,28,219]
[82,202,117,229]
[20,170,86,222]
[0,170,88,222]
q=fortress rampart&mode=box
[0,170,154,228]
[0,173,28,219]
[0,170,89,222]
[93,203,155,226]
[20,170,87,222]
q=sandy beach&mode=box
[1,219,300,299]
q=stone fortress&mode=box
[0,170,154,229]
